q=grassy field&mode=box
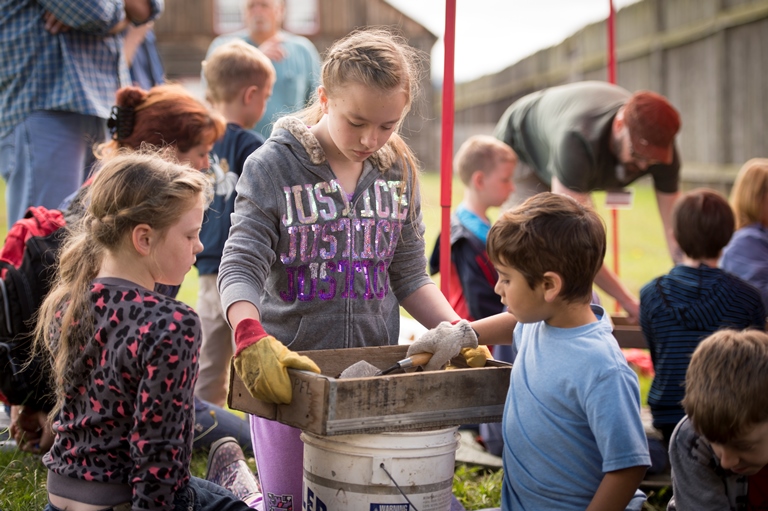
[0,173,671,510]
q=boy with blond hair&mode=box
[195,39,276,405]
[487,193,650,510]
[430,134,516,321]
[428,135,516,456]
[668,329,768,510]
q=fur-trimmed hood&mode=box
[272,116,397,172]
[218,115,431,352]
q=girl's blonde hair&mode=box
[34,150,212,417]
[730,158,768,229]
[203,39,276,104]
[299,27,425,191]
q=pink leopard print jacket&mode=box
[43,278,202,509]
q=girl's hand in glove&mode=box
[233,318,320,404]
[406,319,478,371]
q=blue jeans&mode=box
[193,397,252,455]
[0,110,106,224]
[44,477,252,511]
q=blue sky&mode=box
[385,0,640,82]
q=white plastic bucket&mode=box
[301,427,460,511]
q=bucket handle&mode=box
[378,462,419,511]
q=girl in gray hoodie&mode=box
[217,28,493,509]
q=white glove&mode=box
[406,319,478,371]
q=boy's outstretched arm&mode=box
[470,312,517,345]
[586,466,647,511]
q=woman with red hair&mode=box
[10,85,251,463]
[101,84,226,171]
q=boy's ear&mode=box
[242,85,258,105]
[131,224,154,257]
[470,169,484,189]
[540,271,563,302]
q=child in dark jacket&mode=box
[428,134,517,456]
[429,135,516,322]
[196,39,275,407]
[640,189,765,444]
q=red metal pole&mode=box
[439,0,456,298]
[607,0,620,312]
[607,0,617,85]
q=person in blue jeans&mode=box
[0,0,163,225]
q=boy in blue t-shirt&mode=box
[486,193,651,510]
[196,40,276,406]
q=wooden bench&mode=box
[640,471,672,490]
[611,315,648,349]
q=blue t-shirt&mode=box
[197,123,264,274]
[502,305,651,510]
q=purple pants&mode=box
[250,415,304,511]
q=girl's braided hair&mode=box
[299,27,426,218]
[33,150,212,418]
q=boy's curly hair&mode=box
[487,192,605,304]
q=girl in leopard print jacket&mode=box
[34,152,254,511]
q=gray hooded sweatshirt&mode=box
[668,416,748,511]
[218,117,432,351]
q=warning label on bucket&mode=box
[370,505,410,511]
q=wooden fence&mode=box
[449,0,768,189]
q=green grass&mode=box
[0,446,667,510]
[0,173,670,510]
[453,464,504,509]
[0,447,219,510]
[0,449,48,510]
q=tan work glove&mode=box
[406,319,478,371]
[233,319,320,404]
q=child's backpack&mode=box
[0,206,66,409]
